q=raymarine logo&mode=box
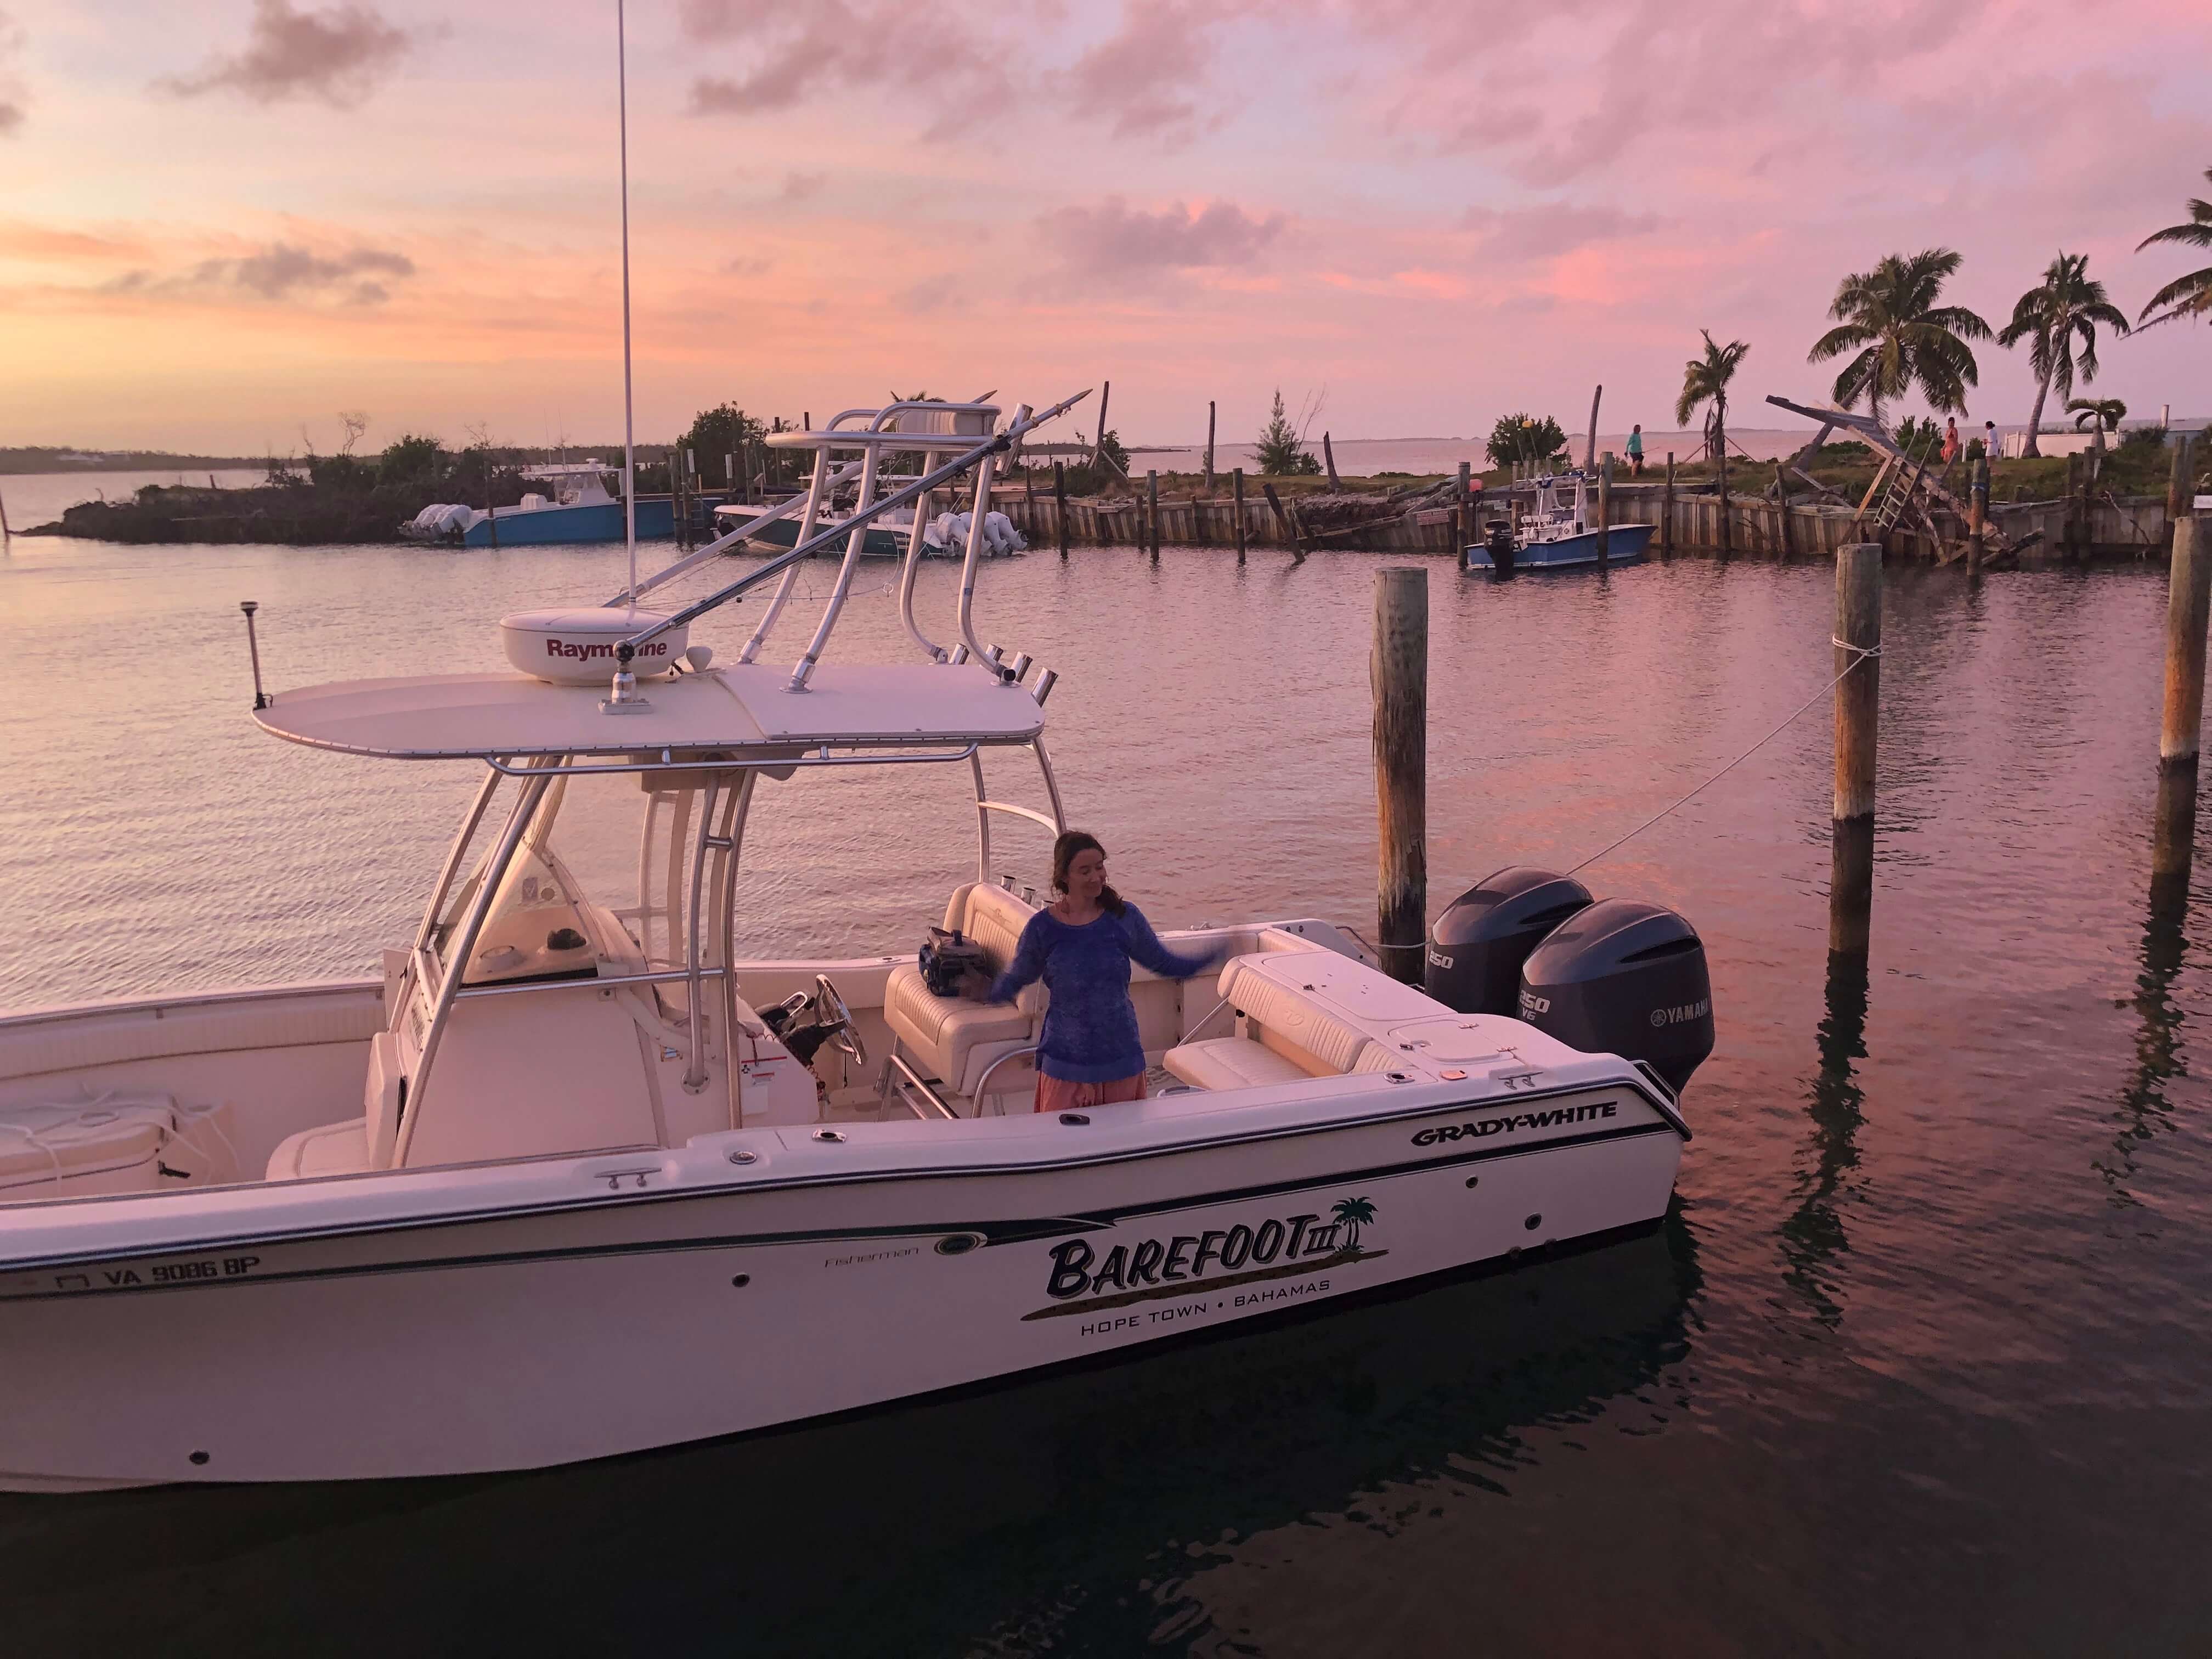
[545,638,670,662]
[1517,990,1550,1016]
[1648,998,1709,1028]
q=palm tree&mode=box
[1807,249,1991,424]
[1329,1196,1377,1251]
[2137,167,2212,330]
[1994,253,2130,459]
[1674,330,1750,465]
[2069,396,2127,433]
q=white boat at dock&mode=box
[0,392,1713,1492]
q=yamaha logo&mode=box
[1649,998,1710,1028]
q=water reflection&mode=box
[1780,947,1870,1328]
[1,1226,1697,1656]
[2097,775,2197,1204]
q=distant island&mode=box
[1,446,268,476]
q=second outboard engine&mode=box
[1517,899,1714,1092]
[1426,866,1593,1015]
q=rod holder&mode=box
[239,600,268,710]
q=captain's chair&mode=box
[883,883,1042,1100]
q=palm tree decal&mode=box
[1808,248,1990,426]
[1674,330,1749,465]
[1996,252,2130,458]
[1330,1197,1378,1251]
[2136,167,2212,331]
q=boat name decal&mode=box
[544,637,671,662]
[1023,1195,1383,1322]
[1411,1101,1617,1146]
[50,1253,263,1293]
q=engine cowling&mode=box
[1517,898,1714,1092]
[1424,866,1593,1015]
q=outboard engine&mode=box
[1484,520,1516,573]
[1517,899,1714,1092]
[1425,866,1593,1015]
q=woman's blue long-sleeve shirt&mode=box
[985,904,1217,1083]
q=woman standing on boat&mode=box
[977,831,1221,1112]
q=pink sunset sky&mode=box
[2,0,2208,455]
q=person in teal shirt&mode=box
[1626,424,1645,477]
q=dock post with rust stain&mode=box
[1053,462,1069,558]
[1373,566,1428,984]
[2156,516,2212,884]
[1830,544,1882,956]
[1233,467,1247,563]
[1661,453,1675,557]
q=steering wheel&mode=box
[812,974,867,1068]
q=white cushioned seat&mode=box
[884,883,1044,1095]
[1212,955,1383,1076]
[1163,1036,1314,1092]
[266,1118,373,1181]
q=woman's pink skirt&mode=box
[1034,1073,1146,1113]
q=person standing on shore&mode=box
[1941,417,1960,466]
[1626,424,1645,478]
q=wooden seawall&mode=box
[967,483,2177,563]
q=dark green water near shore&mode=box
[2,531,2208,1655]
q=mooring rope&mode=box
[1565,640,1882,877]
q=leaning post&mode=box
[1373,567,1429,984]
[1233,467,1248,563]
[1830,543,1882,956]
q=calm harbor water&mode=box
[3,508,2210,1656]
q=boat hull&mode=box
[0,1083,1680,1489]
[462,498,678,548]
[1465,521,1653,571]
[723,513,908,560]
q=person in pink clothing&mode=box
[1941,417,1960,465]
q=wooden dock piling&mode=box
[1774,461,1796,557]
[1584,385,1602,472]
[2155,516,2210,884]
[1373,567,1427,984]
[1054,462,1069,558]
[1233,468,1247,563]
[2171,435,2196,546]
[1147,470,1160,561]
[1456,461,1471,567]
[1662,454,1675,557]
[1324,431,1342,492]
[1204,402,1216,492]
[1830,543,1882,956]
[1967,454,1989,572]
[1092,382,1111,472]
[1596,452,1612,563]
[1718,438,1732,555]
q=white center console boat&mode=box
[0,395,1710,1492]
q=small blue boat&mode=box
[1464,470,1651,572]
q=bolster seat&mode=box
[1160,953,1388,1090]
[884,883,1045,1096]
[1163,1036,1314,1092]
[266,1118,373,1180]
